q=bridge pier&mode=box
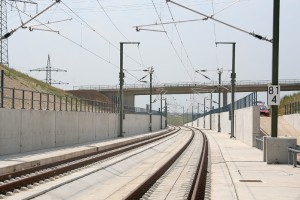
[104,92,135,108]
[124,93,135,107]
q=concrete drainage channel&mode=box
[0,127,180,198]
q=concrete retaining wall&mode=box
[235,106,260,146]
[0,108,164,156]
[283,114,300,133]
[188,106,260,147]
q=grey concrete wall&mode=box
[188,106,260,147]
[0,108,164,156]
[191,112,230,134]
[21,110,56,152]
[283,114,300,133]
[234,106,260,146]
[264,137,297,164]
[0,109,22,155]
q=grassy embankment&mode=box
[1,65,68,96]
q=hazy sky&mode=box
[6,0,300,112]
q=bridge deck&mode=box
[73,79,300,95]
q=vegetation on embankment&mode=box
[0,65,68,97]
[279,92,300,115]
[167,113,193,126]
[0,65,111,104]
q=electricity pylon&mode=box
[30,54,68,85]
[0,0,9,67]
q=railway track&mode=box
[0,126,209,200]
[125,127,208,200]
[0,127,180,198]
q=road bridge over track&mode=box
[72,79,300,107]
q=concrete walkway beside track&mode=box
[204,129,300,200]
[0,129,168,176]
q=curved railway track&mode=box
[0,127,180,197]
[0,126,209,200]
[125,127,208,200]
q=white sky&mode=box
[5,0,300,112]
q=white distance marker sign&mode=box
[267,84,280,106]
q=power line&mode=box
[150,0,194,81]
[211,0,217,43]
[134,18,209,29]
[166,3,196,81]
[95,0,129,42]
[6,2,143,83]
[2,0,60,39]
[94,0,148,72]
[44,1,236,13]
[211,0,219,68]
[167,0,272,43]
[60,1,145,68]
[6,2,118,67]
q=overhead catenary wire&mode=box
[94,0,149,72]
[166,0,272,43]
[41,1,238,13]
[2,0,60,39]
[134,0,241,30]
[211,0,217,43]
[95,0,130,42]
[150,0,194,82]
[25,2,145,80]
[94,0,148,71]
[6,2,143,83]
[27,18,72,28]
[14,1,24,24]
[134,18,209,29]
[166,3,196,81]
[7,1,115,65]
[213,1,241,68]
[60,1,146,68]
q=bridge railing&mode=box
[73,79,300,91]
[0,86,161,115]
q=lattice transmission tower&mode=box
[0,0,9,67]
[30,54,68,85]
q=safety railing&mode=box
[285,101,300,115]
[192,92,258,119]
[0,86,161,115]
[288,145,300,167]
[235,91,258,110]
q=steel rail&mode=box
[124,126,209,200]
[190,127,209,200]
[0,127,180,195]
[124,127,195,200]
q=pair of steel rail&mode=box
[0,126,209,200]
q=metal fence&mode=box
[192,92,258,119]
[0,86,161,115]
[285,101,300,115]
[234,91,257,109]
